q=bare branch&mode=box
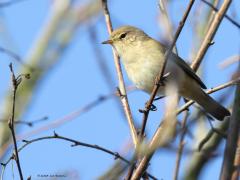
[191,0,233,71]
[1,132,157,180]
[2,132,128,166]
[101,0,138,147]
[201,0,240,29]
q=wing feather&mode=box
[170,53,207,89]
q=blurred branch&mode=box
[220,67,240,179]
[173,111,189,180]
[191,0,232,71]
[101,0,138,147]
[158,0,178,54]
[183,80,236,178]
[98,161,128,180]
[18,87,135,139]
[0,86,136,159]
[184,119,230,180]
[198,118,227,151]
[17,93,119,139]
[201,0,240,29]
[88,26,116,91]
[0,0,102,156]
[185,2,221,177]
[219,55,240,69]
[88,26,124,117]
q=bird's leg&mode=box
[156,72,171,86]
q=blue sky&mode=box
[0,0,239,179]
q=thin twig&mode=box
[191,0,233,71]
[1,132,158,180]
[2,131,129,166]
[101,0,138,147]
[177,77,240,114]
[8,63,26,180]
[0,116,48,127]
[173,111,189,180]
[131,1,195,179]
[201,0,240,29]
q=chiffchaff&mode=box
[102,26,230,120]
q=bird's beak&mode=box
[102,39,113,45]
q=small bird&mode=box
[102,26,230,120]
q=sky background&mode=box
[0,0,239,179]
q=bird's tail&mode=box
[193,89,230,121]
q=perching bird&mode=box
[102,26,230,120]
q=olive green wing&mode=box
[171,53,207,89]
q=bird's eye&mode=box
[119,33,127,39]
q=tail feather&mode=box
[193,90,230,121]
